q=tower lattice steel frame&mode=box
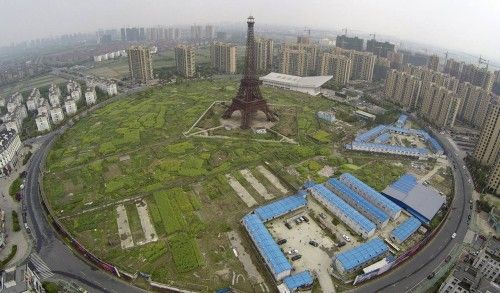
[222,16,276,129]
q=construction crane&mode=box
[304,27,311,36]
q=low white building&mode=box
[1,106,27,133]
[86,77,118,96]
[64,97,77,115]
[48,84,61,106]
[260,72,333,96]
[35,114,51,132]
[85,87,97,105]
[49,107,65,124]
[0,129,22,176]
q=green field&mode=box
[44,78,407,290]
[0,74,67,97]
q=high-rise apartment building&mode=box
[335,35,363,51]
[255,38,274,72]
[385,70,421,109]
[127,46,154,83]
[419,83,460,129]
[488,157,500,194]
[460,64,494,92]
[205,25,214,40]
[279,47,307,76]
[210,42,236,74]
[175,45,196,78]
[280,43,319,76]
[427,55,440,71]
[373,57,391,81]
[319,53,351,85]
[457,82,495,129]
[473,99,500,166]
[444,58,463,78]
[350,51,376,82]
[297,35,311,45]
[366,39,395,58]
[191,25,203,43]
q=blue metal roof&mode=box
[310,184,376,233]
[242,214,292,277]
[327,178,389,225]
[335,237,389,271]
[390,217,421,243]
[394,114,408,128]
[390,174,418,194]
[254,194,307,222]
[283,270,314,291]
[339,173,402,216]
[374,133,391,144]
[355,125,387,142]
[427,136,444,154]
[349,142,430,156]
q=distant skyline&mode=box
[1,0,499,63]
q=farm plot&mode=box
[240,169,274,200]
[116,204,134,249]
[256,165,288,194]
[225,174,257,207]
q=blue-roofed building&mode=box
[347,142,430,158]
[325,178,389,228]
[333,237,389,273]
[390,217,421,244]
[242,214,292,280]
[281,270,314,292]
[339,173,402,220]
[254,194,307,223]
[354,125,387,143]
[374,133,391,144]
[394,114,408,128]
[309,184,376,238]
[427,136,444,155]
[382,174,445,223]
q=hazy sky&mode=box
[1,0,499,61]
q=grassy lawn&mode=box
[43,78,409,289]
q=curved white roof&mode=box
[260,72,333,88]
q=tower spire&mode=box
[222,16,276,129]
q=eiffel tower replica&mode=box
[222,16,277,129]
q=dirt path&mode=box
[116,204,134,249]
[135,200,158,245]
[256,165,288,194]
[225,174,257,207]
[240,169,274,200]
[227,231,264,284]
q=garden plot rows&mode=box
[226,165,288,207]
[116,200,158,249]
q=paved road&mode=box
[352,130,473,293]
[24,133,143,292]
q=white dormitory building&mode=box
[49,107,64,124]
[67,81,82,102]
[6,92,24,113]
[26,88,41,111]
[35,114,51,132]
[86,77,118,96]
[36,99,50,116]
[0,128,22,176]
[48,84,61,106]
[64,97,77,115]
[85,87,97,105]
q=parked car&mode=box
[302,216,309,223]
[427,272,435,279]
[451,232,457,239]
[444,255,452,263]
[309,241,319,247]
[277,239,287,245]
[337,241,346,247]
[284,222,292,229]
[291,254,302,261]
[342,234,351,242]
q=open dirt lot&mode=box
[267,211,336,293]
